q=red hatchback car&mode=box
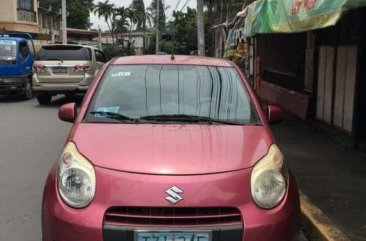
[42,55,300,241]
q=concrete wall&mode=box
[0,0,16,23]
[0,0,39,33]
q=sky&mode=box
[91,0,197,30]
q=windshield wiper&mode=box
[139,114,243,125]
[90,111,138,122]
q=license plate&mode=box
[136,231,211,241]
[53,67,68,74]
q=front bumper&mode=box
[32,75,93,94]
[42,166,300,241]
[0,77,28,94]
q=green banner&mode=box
[244,0,366,37]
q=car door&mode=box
[19,40,32,76]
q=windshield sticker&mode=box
[111,72,131,77]
[95,106,120,116]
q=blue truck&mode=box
[0,32,35,99]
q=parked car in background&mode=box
[42,55,300,241]
[32,44,107,105]
[0,33,35,99]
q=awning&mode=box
[244,0,366,37]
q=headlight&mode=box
[58,142,96,208]
[2,78,21,83]
[251,144,288,209]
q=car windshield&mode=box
[85,64,261,125]
[38,45,92,61]
[0,40,16,63]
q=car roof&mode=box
[112,55,235,67]
[41,44,97,49]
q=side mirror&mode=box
[58,103,77,123]
[267,105,283,125]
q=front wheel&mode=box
[22,79,33,100]
[37,93,52,105]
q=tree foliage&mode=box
[130,0,146,30]
[102,44,135,59]
[67,0,93,29]
[94,0,143,54]
[147,7,197,54]
[113,7,130,35]
[94,0,116,42]
[171,7,197,53]
[147,0,167,33]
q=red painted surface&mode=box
[112,55,234,67]
[268,105,284,124]
[42,55,300,241]
[42,167,299,241]
[72,124,271,175]
[58,103,76,123]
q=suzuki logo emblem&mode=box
[165,186,184,204]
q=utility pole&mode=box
[98,25,102,50]
[62,0,67,44]
[155,0,160,53]
[197,0,205,56]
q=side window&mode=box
[19,42,29,60]
[100,51,107,63]
[95,50,107,63]
[86,48,92,60]
[94,50,100,62]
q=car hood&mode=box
[72,124,273,175]
[0,64,24,77]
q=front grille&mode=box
[0,82,23,91]
[104,207,242,227]
[0,82,22,86]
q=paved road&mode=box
[0,96,309,241]
[0,96,72,241]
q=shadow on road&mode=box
[34,94,84,108]
[0,95,30,103]
[0,94,84,107]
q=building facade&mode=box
[96,32,150,55]
[0,0,61,50]
[37,2,62,44]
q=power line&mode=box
[167,0,183,22]
[179,0,191,12]
[173,0,183,12]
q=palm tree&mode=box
[147,0,168,33]
[93,0,115,43]
[130,0,145,30]
[125,8,137,43]
[130,0,152,53]
[112,7,130,42]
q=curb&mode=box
[300,192,352,241]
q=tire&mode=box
[65,93,75,100]
[22,79,33,100]
[37,93,52,105]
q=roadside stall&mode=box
[237,0,366,146]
